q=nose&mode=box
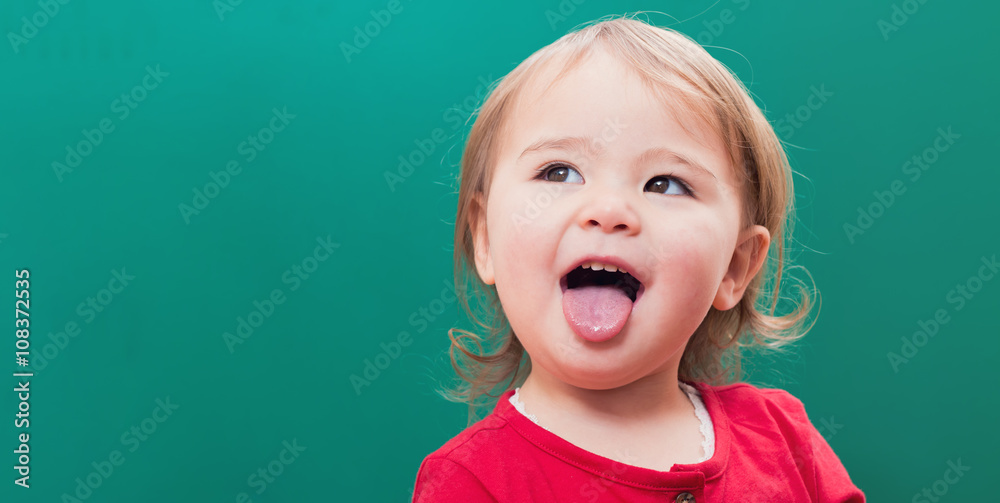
[577,186,641,235]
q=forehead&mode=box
[500,48,734,183]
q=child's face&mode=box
[472,48,769,389]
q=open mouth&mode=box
[558,263,646,342]
[560,265,644,302]
[558,259,646,342]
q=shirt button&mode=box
[675,492,695,503]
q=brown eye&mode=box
[535,164,583,183]
[645,176,691,196]
[548,167,570,181]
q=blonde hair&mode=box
[440,14,817,425]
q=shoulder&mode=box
[696,382,867,501]
[412,411,513,501]
[419,411,512,465]
[701,382,833,475]
[702,381,812,426]
[699,381,822,455]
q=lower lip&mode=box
[559,277,645,342]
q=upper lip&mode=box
[560,254,646,286]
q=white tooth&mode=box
[605,264,618,273]
[580,262,591,270]
[591,262,605,271]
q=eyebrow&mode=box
[517,135,719,182]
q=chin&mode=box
[544,356,648,391]
[561,374,638,391]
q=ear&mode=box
[713,225,770,311]
[470,192,495,285]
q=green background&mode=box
[2,0,997,501]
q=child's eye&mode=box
[533,163,583,184]
[645,175,692,196]
[532,165,692,196]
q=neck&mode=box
[516,364,691,428]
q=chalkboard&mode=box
[1,1,996,501]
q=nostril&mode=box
[584,219,632,232]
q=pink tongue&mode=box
[562,285,633,342]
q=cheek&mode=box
[644,219,730,297]
[489,188,561,271]
[486,190,561,319]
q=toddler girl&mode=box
[412,14,864,502]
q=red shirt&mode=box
[412,381,865,502]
